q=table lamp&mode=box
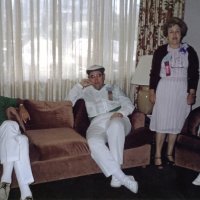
[131,55,153,114]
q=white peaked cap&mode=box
[86,65,105,74]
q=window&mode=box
[0,0,140,100]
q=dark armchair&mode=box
[175,106,200,172]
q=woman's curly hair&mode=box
[163,17,188,40]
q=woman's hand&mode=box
[187,93,196,105]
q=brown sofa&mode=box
[1,99,153,188]
[175,106,200,172]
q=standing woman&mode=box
[149,17,199,169]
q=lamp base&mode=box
[137,86,153,115]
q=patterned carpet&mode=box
[9,165,200,200]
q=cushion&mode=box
[73,99,90,138]
[26,128,90,161]
[24,100,74,130]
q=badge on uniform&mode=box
[106,86,113,101]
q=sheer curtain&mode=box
[0,0,140,101]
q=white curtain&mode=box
[0,0,140,101]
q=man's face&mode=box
[88,71,105,90]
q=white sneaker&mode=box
[0,182,10,200]
[122,176,138,193]
[20,196,33,200]
[192,174,200,186]
[110,176,122,188]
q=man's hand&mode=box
[110,112,123,119]
[19,104,30,124]
[6,107,26,132]
[80,79,92,88]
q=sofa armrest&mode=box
[6,107,25,132]
[125,111,153,149]
[176,133,200,151]
[181,106,200,137]
[129,110,145,130]
[73,99,90,138]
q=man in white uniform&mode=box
[0,96,34,200]
[67,65,138,193]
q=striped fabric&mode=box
[150,77,190,134]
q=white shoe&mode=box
[122,176,138,193]
[192,174,200,186]
[110,176,121,188]
[0,182,10,200]
[20,196,33,200]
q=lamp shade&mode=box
[131,55,153,86]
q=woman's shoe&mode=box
[154,157,163,169]
[166,155,175,166]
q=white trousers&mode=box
[0,120,34,185]
[86,113,131,177]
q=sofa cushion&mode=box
[24,100,74,130]
[26,128,90,161]
[73,99,90,138]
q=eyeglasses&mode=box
[89,73,103,79]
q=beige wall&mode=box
[184,0,200,109]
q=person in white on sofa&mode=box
[0,96,34,200]
[67,65,138,194]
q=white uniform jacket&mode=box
[67,83,134,118]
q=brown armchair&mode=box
[175,106,200,172]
